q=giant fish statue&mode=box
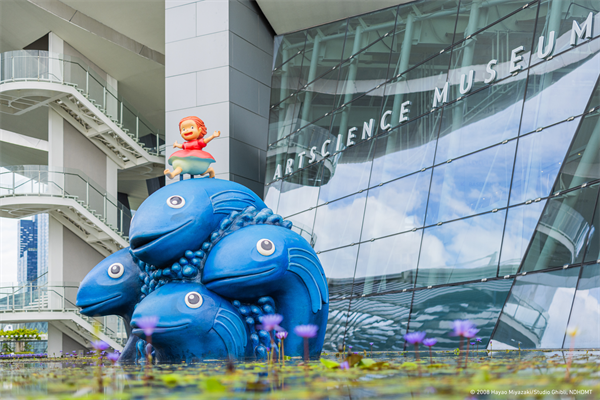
[130,282,248,363]
[129,178,266,268]
[76,247,145,362]
[202,224,329,358]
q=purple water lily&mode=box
[136,316,159,337]
[107,352,119,363]
[276,331,288,340]
[340,361,350,370]
[91,340,109,351]
[452,320,476,337]
[423,338,437,347]
[260,314,283,331]
[404,331,426,345]
[294,324,318,339]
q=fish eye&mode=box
[185,292,203,308]
[256,239,275,256]
[108,263,124,279]
[167,195,185,208]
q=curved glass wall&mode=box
[265,0,600,351]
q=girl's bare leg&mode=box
[201,167,216,178]
[167,166,183,179]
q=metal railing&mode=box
[0,282,126,346]
[0,165,131,238]
[0,50,165,156]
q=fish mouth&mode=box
[132,323,189,337]
[78,294,121,314]
[203,267,276,286]
[130,220,192,251]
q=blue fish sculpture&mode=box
[130,282,248,362]
[129,178,266,268]
[202,224,329,358]
[76,247,144,362]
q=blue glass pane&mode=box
[317,137,375,205]
[318,246,359,301]
[521,184,600,272]
[407,279,513,350]
[510,118,580,205]
[565,265,600,348]
[270,52,305,106]
[520,38,600,134]
[264,179,282,213]
[436,77,526,162]
[273,31,306,70]
[313,192,367,252]
[324,299,351,352]
[353,231,422,296]
[417,210,507,286]
[265,138,289,185]
[361,171,430,240]
[369,111,440,187]
[268,97,298,145]
[427,142,516,225]
[342,7,397,61]
[499,201,547,277]
[276,161,323,217]
[584,186,600,263]
[345,291,412,352]
[286,118,335,177]
[491,267,579,349]
[294,67,340,126]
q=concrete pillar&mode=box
[165,0,273,196]
[48,32,64,82]
[47,323,63,357]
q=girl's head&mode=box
[179,116,207,140]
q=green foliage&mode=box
[453,348,460,355]
[0,327,42,341]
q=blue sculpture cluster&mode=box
[76,178,328,363]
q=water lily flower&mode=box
[566,326,579,337]
[260,314,283,331]
[423,338,437,347]
[294,324,318,339]
[107,352,119,364]
[340,361,350,370]
[91,340,109,351]
[276,331,288,340]
[404,331,426,344]
[136,316,159,337]
[452,320,476,337]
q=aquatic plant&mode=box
[404,331,426,376]
[423,338,437,364]
[294,324,318,363]
[276,331,288,365]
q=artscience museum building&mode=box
[263,0,600,352]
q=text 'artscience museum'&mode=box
[263,0,600,352]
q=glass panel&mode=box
[361,171,431,240]
[270,52,305,107]
[317,137,375,205]
[408,279,513,350]
[491,267,579,349]
[324,299,351,352]
[273,31,306,70]
[565,265,600,348]
[342,7,397,61]
[531,0,600,65]
[285,208,316,247]
[263,179,281,212]
[318,246,359,301]
[276,161,323,217]
[298,20,348,88]
[417,210,507,286]
[264,138,289,185]
[499,201,547,277]
[427,142,516,225]
[552,110,600,192]
[382,50,451,126]
[584,187,600,263]
[510,118,580,205]
[286,119,335,178]
[521,184,600,272]
[312,192,367,252]
[388,1,459,80]
[268,96,298,145]
[436,77,526,162]
[520,38,600,134]
[294,68,340,126]
[353,230,422,296]
[369,111,440,186]
[450,3,537,98]
[345,291,412,351]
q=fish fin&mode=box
[210,190,257,214]
[288,248,329,314]
[214,308,247,358]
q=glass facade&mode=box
[266,0,600,351]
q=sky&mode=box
[0,217,18,284]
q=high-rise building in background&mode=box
[17,217,38,285]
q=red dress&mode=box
[182,138,207,150]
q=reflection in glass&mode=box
[436,77,526,162]
[492,268,579,349]
[273,31,306,70]
[565,265,600,348]
[369,111,440,186]
[265,139,289,185]
[521,185,599,272]
[427,141,516,225]
[584,188,600,263]
[317,138,375,204]
[318,246,359,300]
[408,280,513,350]
[267,98,298,145]
[342,7,397,61]
[361,171,430,240]
[353,231,422,296]
[450,3,537,97]
[510,119,580,205]
[286,119,335,177]
[417,210,506,286]
[285,208,316,247]
[324,299,350,352]
[270,52,304,107]
[313,192,367,252]
[499,201,547,277]
[276,162,323,218]
[552,111,600,192]
[520,39,600,134]
[294,67,339,127]
[263,179,282,213]
[345,292,412,351]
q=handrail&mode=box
[0,50,165,156]
[0,165,131,238]
[0,283,126,345]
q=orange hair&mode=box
[179,116,207,137]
